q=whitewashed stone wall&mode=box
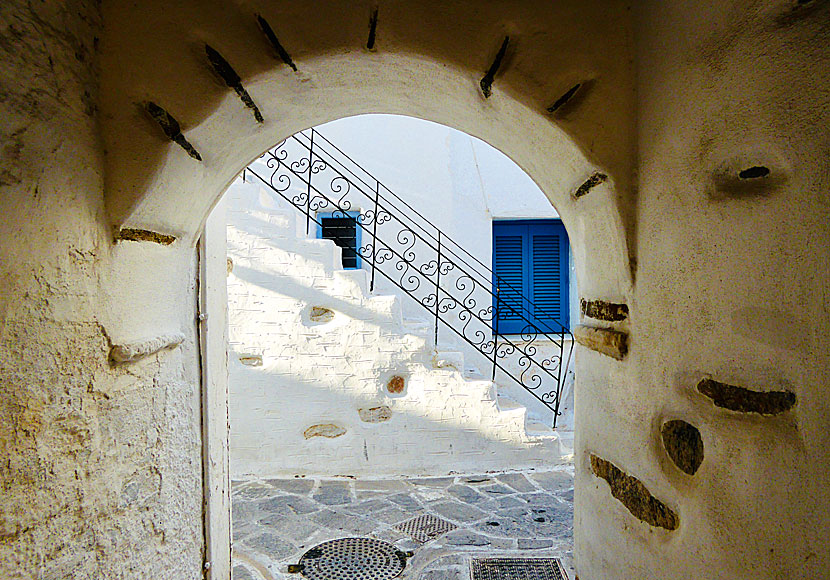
[0,2,204,578]
[226,179,567,477]
[241,116,577,426]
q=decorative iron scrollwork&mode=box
[249,128,574,426]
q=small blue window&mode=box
[492,219,569,334]
[316,211,362,269]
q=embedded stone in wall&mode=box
[590,455,679,530]
[109,332,185,365]
[386,375,405,394]
[358,406,393,423]
[227,257,234,275]
[238,354,263,366]
[580,299,629,322]
[115,227,177,245]
[661,420,704,475]
[697,378,796,415]
[573,172,607,198]
[547,82,583,113]
[573,325,628,360]
[304,424,347,439]
[309,306,335,323]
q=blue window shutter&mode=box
[493,229,526,334]
[529,221,569,331]
[493,220,569,335]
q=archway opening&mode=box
[208,114,580,579]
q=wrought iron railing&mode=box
[247,128,574,427]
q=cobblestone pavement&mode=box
[231,467,574,580]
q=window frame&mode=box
[316,210,363,269]
[492,218,570,336]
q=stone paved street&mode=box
[231,468,574,580]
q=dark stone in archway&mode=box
[580,299,629,322]
[661,420,704,475]
[590,454,678,531]
[697,378,796,415]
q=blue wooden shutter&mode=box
[493,220,569,335]
[529,221,569,332]
[492,224,526,333]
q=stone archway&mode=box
[5,1,829,579]
[98,2,635,578]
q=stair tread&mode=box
[526,421,557,436]
[497,396,523,411]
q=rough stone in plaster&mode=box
[256,14,298,71]
[238,354,263,366]
[710,158,788,200]
[358,406,393,423]
[479,36,510,98]
[309,306,335,323]
[573,325,627,360]
[115,227,176,245]
[573,172,607,199]
[590,455,679,531]
[109,332,185,364]
[580,299,629,322]
[204,44,263,124]
[547,79,595,116]
[304,424,347,439]
[366,7,379,51]
[141,101,201,161]
[661,420,704,476]
[227,257,234,274]
[697,378,796,415]
[386,375,405,394]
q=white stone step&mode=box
[526,420,558,439]
[401,318,433,340]
[557,430,575,456]
[368,294,403,326]
[463,365,485,379]
[333,268,369,296]
[432,350,464,371]
[496,395,523,412]
[464,378,497,402]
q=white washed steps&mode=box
[226,183,565,475]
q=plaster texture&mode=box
[0,1,827,579]
[0,2,204,578]
[225,182,567,478]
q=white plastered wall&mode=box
[573,2,830,579]
[224,161,567,478]
[235,114,576,426]
[0,2,205,579]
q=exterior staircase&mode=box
[226,191,567,478]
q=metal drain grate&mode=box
[293,537,407,580]
[394,514,457,543]
[471,558,567,580]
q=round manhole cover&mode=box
[294,538,407,580]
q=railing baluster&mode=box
[434,232,442,347]
[305,129,315,235]
[492,285,499,382]
[370,183,379,292]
